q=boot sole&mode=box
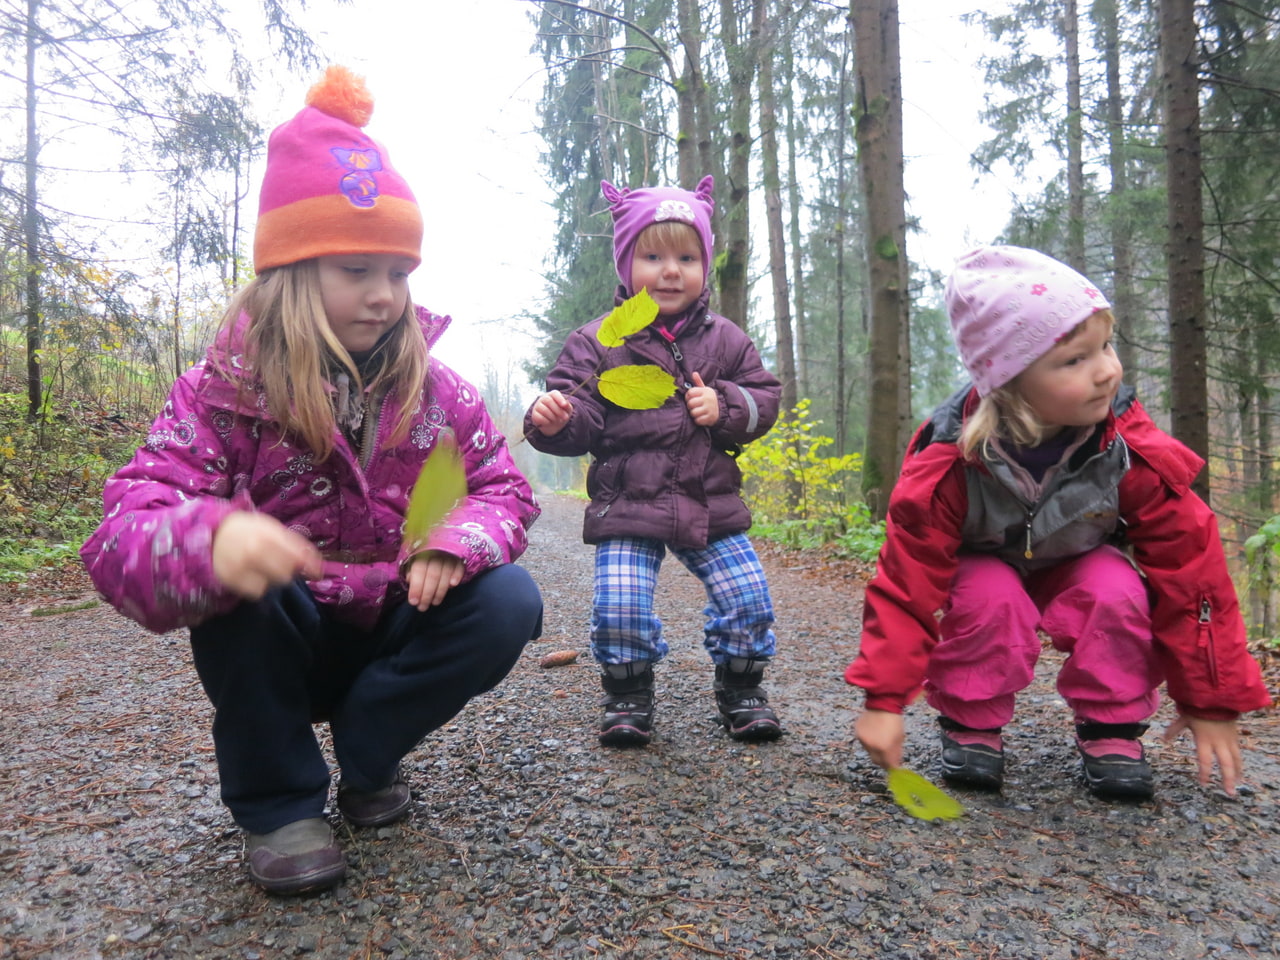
[1083,771,1154,800]
[723,717,783,741]
[940,761,1004,792]
[598,723,652,747]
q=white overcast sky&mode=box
[235,1,1021,387]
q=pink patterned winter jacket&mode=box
[81,307,539,634]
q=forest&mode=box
[1,0,1278,645]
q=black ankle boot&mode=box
[714,657,783,741]
[599,662,655,746]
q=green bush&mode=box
[740,399,885,563]
[1244,514,1280,650]
[0,392,142,582]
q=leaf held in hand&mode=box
[598,364,677,410]
[596,289,659,347]
[403,433,467,548]
[886,767,964,821]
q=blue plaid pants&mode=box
[591,534,777,666]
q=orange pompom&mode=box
[305,65,373,128]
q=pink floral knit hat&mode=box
[253,66,423,273]
[945,245,1111,396]
[602,175,715,293]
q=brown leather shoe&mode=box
[337,765,411,827]
[245,818,346,894]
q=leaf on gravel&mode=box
[538,650,580,669]
[887,767,964,821]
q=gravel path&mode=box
[1,492,1278,960]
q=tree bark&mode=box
[24,0,42,421]
[716,0,754,329]
[754,0,797,414]
[1160,0,1210,500]
[1064,0,1086,271]
[1098,0,1138,381]
[852,0,909,519]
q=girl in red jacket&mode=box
[848,245,1270,799]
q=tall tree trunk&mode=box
[852,0,909,519]
[753,0,797,413]
[834,14,851,457]
[675,0,698,187]
[1160,0,1210,500]
[1098,0,1137,380]
[24,0,42,421]
[784,41,809,400]
[679,0,720,237]
[717,0,753,329]
[1064,0,1086,271]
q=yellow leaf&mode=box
[403,433,468,550]
[886,767,964,821]
[598,364,677,410]
[596,289,660,347]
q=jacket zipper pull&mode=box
[1199,599,1211,624]
[1024,516,1034,559]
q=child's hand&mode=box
[686,372,719,426]
[406,550,465,610]
[855,708,905,770]
[530,390,573,436]
[212,510,323,600]
[1162,714,1244,796]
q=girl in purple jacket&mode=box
[525,176,784,747]
[80,67,543,895]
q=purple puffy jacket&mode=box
[81,307,539,634]
[524,303,780,549]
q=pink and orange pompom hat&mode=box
[253,65,423,273]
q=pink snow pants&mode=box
[923,545,1163,730]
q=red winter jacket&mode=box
[846,388,1272,721]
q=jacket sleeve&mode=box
[708,328,781,446]
[1118,413,1271,718]
[844,440,968,712]
[523,326,608,458]
[79,372,245,634]
[408,364,540,581]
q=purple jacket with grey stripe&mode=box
[525,300,780,549]
[81,307,538,635]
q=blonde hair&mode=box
[212,260,428,460]
[958,308,1115,459]
[635,220,703,259]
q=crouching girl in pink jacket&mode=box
[81,67,542,895]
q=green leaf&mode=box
[886,767,964,821]
[597,364,677,410]
[403,433,468,550]
[596,288,660,347]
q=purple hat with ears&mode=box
[601,175,716,293]
[945,244,1111,396]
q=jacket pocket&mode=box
[587,454,628,517]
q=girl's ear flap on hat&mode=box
[601,180,629,206]
[695,175,714,201]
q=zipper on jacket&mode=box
[358,392,385,471]
[1197,597,1219,687]
[1023,510,1035,559]
[661,338,691,387]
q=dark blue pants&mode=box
[189,564,542,833]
